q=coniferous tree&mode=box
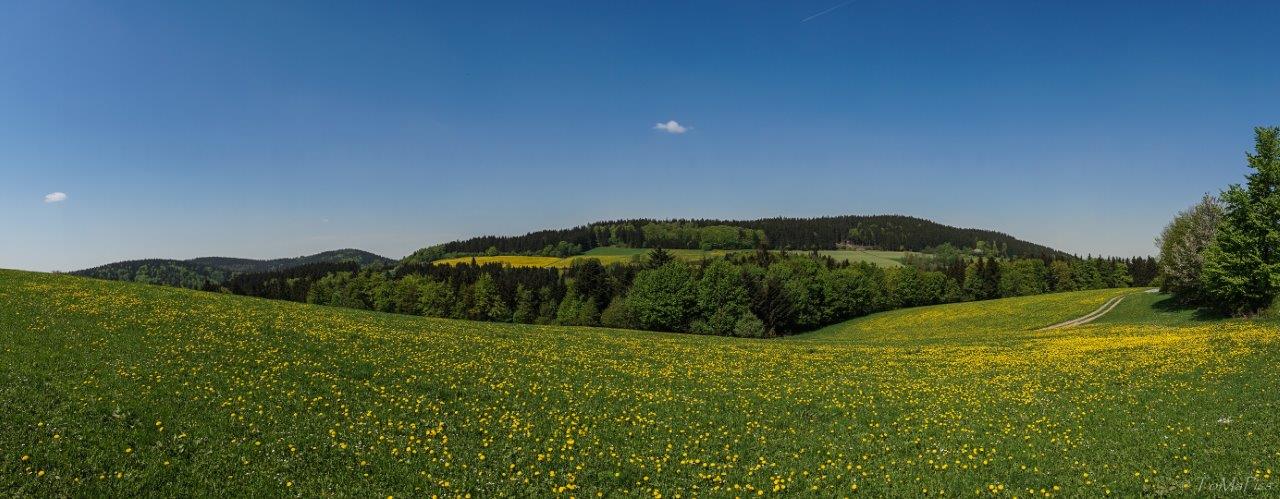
[646,247,674,268]
[536,286,560,324]
[469,275,506,320]
[1202,127,1280,315]
[751,276,793,336]
[980,257,1001,299]
[575,298,600,326]
[512,284,537,323]
[556,283,583,325]
[1049,260,1075,292]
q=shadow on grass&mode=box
[1148,295,1228,322]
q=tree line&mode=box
[75,259,235,289]
[212,248,1141,337]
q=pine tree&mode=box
[470,273,509,321]
[646,247,674,268]
[556,283,583,325]
[1203,127,1280,315]
[980,257,1001,299]
[536,286,559,324]
[512,284,537,323]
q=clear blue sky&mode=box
[3,1,1278,271]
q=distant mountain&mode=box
[73,249,393,289]
[404,215,1068,264]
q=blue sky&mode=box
[3,1,1278,271]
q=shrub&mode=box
[733,312,767,338]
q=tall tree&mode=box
[512,284,537,324]
[470,274,509,321]
[1203,127,1280,315]
[646,247,674,269]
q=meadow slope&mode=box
[2,270,1277,496]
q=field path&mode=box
[1037,288,1158,330]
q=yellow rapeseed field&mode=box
[1,269,1276,497]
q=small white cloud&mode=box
[44,192,67,203]
[653,120,689,134]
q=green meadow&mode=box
[3,270,1277,496]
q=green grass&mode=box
[810,250,908,267]
[1091,291,1212,326]
[3,270,1278,496]
[794,288,1139,345]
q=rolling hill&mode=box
[403,215,1069,265]
[186,249,393,273]
[72,249,393,289]
[4,269,1276,496]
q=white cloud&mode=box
[44,192,67,203]
[653,120,689,134]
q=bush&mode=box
[733,312,767,338]
[628,262,697,332]
[600,297,639,329]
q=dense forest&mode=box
[402,215,1067,264]
[73,249,392,289]
[221,248,1153,337]
[71,259,237,290]
[188,249,392,273]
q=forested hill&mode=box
[405,215,1067,263]
[72,249,392,289]
[188,249,393,273]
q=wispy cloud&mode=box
[801,0,855,22]
[44,192,67,203]
[653,120,689,134]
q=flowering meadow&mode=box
[2,269,1276,496]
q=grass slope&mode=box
[3,270,1277,496]
[1090,291,1224,327]
[795,288,1139,345]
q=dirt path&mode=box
[1037,289,1158,330]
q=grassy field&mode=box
[430,248,910,269]
[811,250,909,268]
[794,288,1138,345]
[1090,291,1225,327]
[3,270,1277,496]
